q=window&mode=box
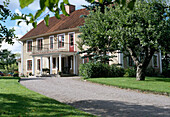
[153,54,158,67]
[128,56,134,66]
[50,36,54,49]
[27,60,32,70]
[27,41,32,52]
[37,38,43,50]
[53,58,56,68]
[58,35,64,48]
[37,59,40,70]
[84,58,89,63]
[69,34,74,46]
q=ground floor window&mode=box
[128,56,134,66]
[153,54,158,68]
[27,60,32,70]
[84,57,89,64]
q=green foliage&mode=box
[81,0,169,80]
[124,68,136,77]
[0,0,16,46]
[0,49,17,74]
[79,62,125,78]
[145,67,159,77]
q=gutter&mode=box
[19,27,79,41]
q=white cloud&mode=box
[27,0,40,11]
[15,8,22,15]
[1,39,22,54]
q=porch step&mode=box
[61,74,76,77]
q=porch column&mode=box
[56,57,58,74]
[59,54,62,72]
[40,56,43,75]
[21,42,24,75]
[50,55,53,74]
[73,55,76,74]
[32,56,35,75]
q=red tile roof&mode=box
[20,9,89,40]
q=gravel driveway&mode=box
[20,77,170,117]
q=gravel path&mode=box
[20,77,170,117]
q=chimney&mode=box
[65,4,75,14]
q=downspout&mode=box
[159,49,162,74]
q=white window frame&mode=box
[26,40,33,53]
[36,37,44,50]
[26,59,33,72]
[152,54,159,68]
[68,32,75,51]
[49,35,54,50]
[57,33,65,49]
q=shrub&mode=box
[124,68,136,77]
[146,67,159,77]
[79,62,125,78]
[13,71,19,77]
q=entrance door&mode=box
[69,33,74,52]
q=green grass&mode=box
[86,77,170,95]
[0,77,95,117]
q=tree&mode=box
[13,0,136,27]
[0,0,16,46]
[0,49,17,73]
[78,8,118,63]
[79,0,170,80]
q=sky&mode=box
[0,0,89,54]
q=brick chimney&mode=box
[65,4,75,14]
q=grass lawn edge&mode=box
[83,78,170,96]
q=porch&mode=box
[31,52,78,76]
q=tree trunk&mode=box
[136,65,146,81]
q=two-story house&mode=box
[19,5,162,77]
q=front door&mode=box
[69,33,74,52]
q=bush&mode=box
[124,68,136,77]
[13,71,19,77]
[146,67,159,77]
[79,62,125,78]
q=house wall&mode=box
[22,30,84,76]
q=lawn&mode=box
[86,77,170,96]
[0,77,95,117]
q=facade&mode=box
[19,5,162,76]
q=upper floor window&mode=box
[27,60,32,70]
[37,38,43,50]
[49,36,54,49]
[69,34,74,46]
[58,34,64,48]
[27,40,32,52]
[152,54,158,68]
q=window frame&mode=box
[49,35,54,50]
[68,32,75,51]
[36,38,43,51]
[127,56,134,67]
[27,59,32,71]
[26,40,33,52]
[152,54,159,68]
[57,34,65,48]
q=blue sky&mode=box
[0,0,89,54]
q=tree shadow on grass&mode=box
[0,94,94,117]
[68,100,170,117]
[145,78,170,82]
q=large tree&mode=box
[0,0,15,46]
[79,0,170,80]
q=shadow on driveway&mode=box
[68,100,170,117]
